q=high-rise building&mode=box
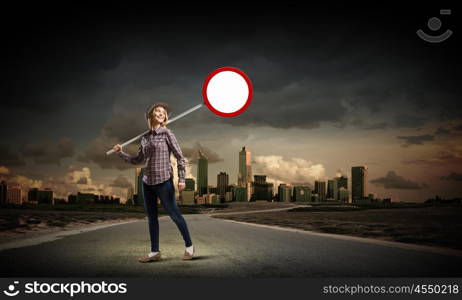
[254,175,265,185]
[337,175,348,189]
[208,186,218,195]
[217,172,229,201]
[28,188,53,204]
[126,185,134,205]
[226,184,237,202]
[28,188,39,202]
[278,184,292,202]
[185,178,195,191]
[41,188,53,204]
[238,146,252,201]
[336,175,348,200]
[352,166,368,202]
[247,166,253,185]
[180,190,195,204]
[197,151,208,196]
[77,192,96,203]
[327,180,333,199]
[333,178,339,201]
[225,191,233,202]
[0,181,7,204]
[246,182,252,202]
[135,168,144,205]
[327,179,338,200]
[234,186,247,202]
[339,187,349,203]
[253,175,273,201]
[238,146,252,186]
[314,181,326,202]
[293,186,311,202]
[7,186,22,204]
[312,194,320,202]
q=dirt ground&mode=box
[0,209,146,244]
[213,206,462,250]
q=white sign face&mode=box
[202,67,253,117]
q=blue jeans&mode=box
[142,177,193,252]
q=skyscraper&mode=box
[0,181,7,205]
[315,180,326,202]
[327,179,338,200]
[28,188,53,204]
[252,175,273,201]
[337,175,348,191]
[126,185,134,205]
[247,166,253,186]
[238,146,252,186]
[135,168,144,205]
[197,150,208,196]
[336,175,348,202]
[180,190,195,204]
[185,178,195,191]
[7,186,22,204]
[293,185,311,202]
[278,184,292,202]
[39,188,53,204]
[217,172,229,201]
[352,166,368,203]
[238,147,252,201]
[28,188,39,202]
[339,187,349,202]
[181,178,195,204]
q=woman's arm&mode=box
[117,144,146,165]
[165,129,186,184]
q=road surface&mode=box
[1,212,461,277]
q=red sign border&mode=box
[202,66,253,117]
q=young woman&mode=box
[113,103,194,262]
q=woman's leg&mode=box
[158,178,193,247]
[142,181,160,252]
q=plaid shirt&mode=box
[117,127,186,185]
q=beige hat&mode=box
[145,103,171,120]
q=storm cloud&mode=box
[396,134,435,147]
[403,147,462,168]
[440,172,462,182]
[0,145,25,167]
[370,171,429,190]
[77,135,141,170]
[21,137,75,165]
[182,142,224,164]
[110,176,132,188]
[1,6,460,143]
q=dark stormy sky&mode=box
[1,4,460,202]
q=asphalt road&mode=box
[1,213,462,277]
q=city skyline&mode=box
[1,7,460,203]
[1,143,455,204]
